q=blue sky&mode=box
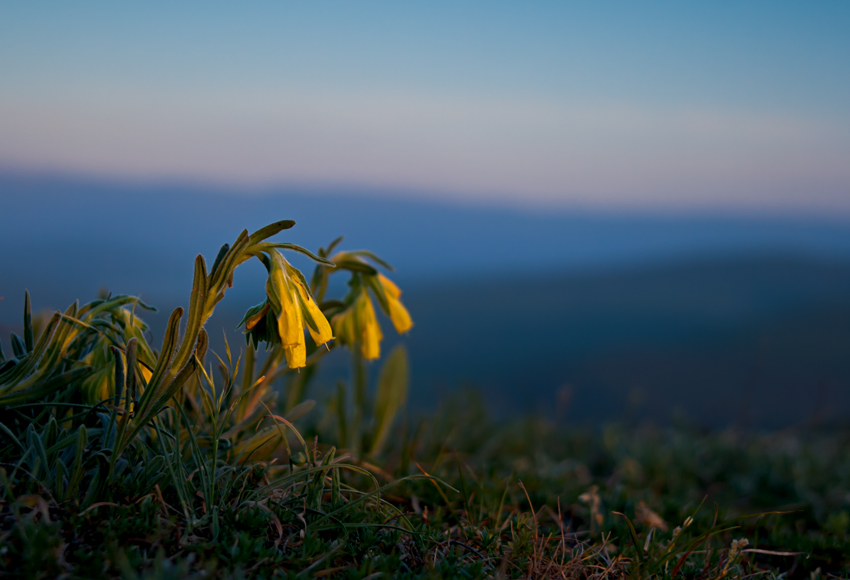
[1,2,849,212]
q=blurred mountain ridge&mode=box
[396,253,850,427]
[2,172,850,426]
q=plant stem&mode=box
[351,348,367,457]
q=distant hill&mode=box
[4,171,850,308]
[396,255,850,427]
[3,172,850,426]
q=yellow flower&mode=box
[376,273,413,334]
[254,250,333,368]
[332,291,383,360]
[331,272,412,360]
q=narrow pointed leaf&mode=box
[23,290,33,352]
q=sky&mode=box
[1,2,849,212]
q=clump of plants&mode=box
[0,221,847,579]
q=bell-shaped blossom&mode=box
[239,250,333,368]
[375,273,413,334]
[332,272,412,360]
[332,290,383,360]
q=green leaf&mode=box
[308,446,336,510]
[232,424,284,461]
[0,312,60,386]
[369,346,408,456]
[209,229,250,291]
[335,381,348,449]
[324,236,344,256]
[347,250,394,271]
[249,220,296,243]
[138,307,183,412]
[172,254,208,373]
[110,346,125,407]
[25,423,50,480]
[268,242,336,266]
[334,258,378,275]
[241,342,255,396]
[210,243,230,278]
[284,399,315,422]
[613,511,645,566]
[0,421,24,451]
[118,355,198,456]
[23,290,33,353]
[10,333,25,358]
[0,366,92,406]
[125,338,138,411]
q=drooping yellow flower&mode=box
[332,290,383,360]
[376,273,413,334]
[320,250,412,361]
[357,291,383,359]
[294,273,334,346]
[275,284,307,368]
[261,251,333,368]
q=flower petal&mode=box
[276,287,303,347]
[356,292,383,360]
[284,336,306,368]
[386,294,413,334]
[377,273,402,298]
[294,281,334,346]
